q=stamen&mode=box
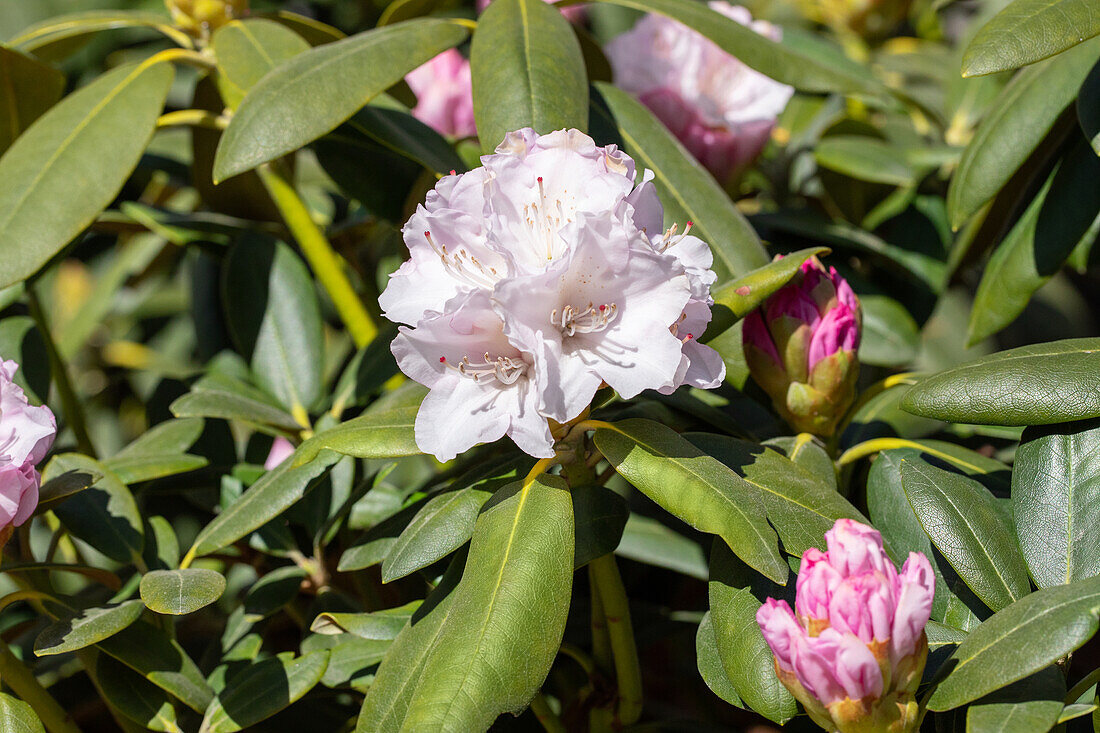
[443,351,528,385]
[657,221,695,252]
[555,302,618,337]
[423,229,499,290]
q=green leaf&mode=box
[965,666,1066,733]
[706,247,829,338]
[1079,59,1100,155]
[96,654,182,733]
[170,373,302,432]
[96,620,214,713]
[381,458,528,582]
[328,102,466,176]
[141,569,227,616]
[35,600,145,656]
[113,418,205,459]
[199,651,330,733]
[927,575,1100,710]
[223,236,325,414]
[311,602,422,641]
[947,37,1100,229]
[296,407,420,464]
[0,46,65,154]
[211,18,311,109]
[304,633,390,689]
[695,611,742,707]
[859,295,921,367]
[900,338,1100,425]
[593,0,881,94]
[572,484,629,569]
[814,136,918,186]
[593,419,786,583]
[379,0,446,25]
[708,542,797,724]
[1013,419,1100,588]
[686,432,865,558]
[399,475,574,730]
[962,0,1100,77]
[615,514,708,580]
[0,315,50,402]
[0,692,45,733]
[49,454,144,565]
[0,60,174,289]
[213,19,468,182]
[185,450,339,560]
[9,10,191,61]
[900,458,1030,612]
[763,435,837,491]
[470,0,588,151]
[242,566,308,621]
[593,83,767,281]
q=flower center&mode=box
[423,231,500,289]
[552,302,618,337]
[523,176,570,262]
[440,353,528,385]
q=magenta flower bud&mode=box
[0,360,56,546]
[742,256,861,436]
[755,519,933,733]
[405,49,477,140]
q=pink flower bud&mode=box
[263,436,295,470]
[405,49,477,140]
[0,360,56,536]
[742,256,861,436]
[756,519,933,733]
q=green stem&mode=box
[589,553,643,727]
[530,693,567,733]
[0,641,82,733]
[257,163,378,349]
[1065,665,1100,705]
[26,287,96,457]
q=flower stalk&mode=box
[0,640,82,733]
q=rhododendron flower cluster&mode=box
[757,519,934,733]
[606,3,793,185]
[0,360,56,544]
[381,128,725,460]
[743,256,861,437]
[405,49,477,140]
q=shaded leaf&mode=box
[0,46,65,154]
[199,651,330,732]
[35,600,145,656]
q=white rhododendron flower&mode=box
[381,128,726,460]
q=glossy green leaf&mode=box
[947,38,1100,229]
[695,612,742,707]
[968,137,1100,344]
[814,136,918,186]
[399,475,573,730]
[1079,58,1100,154]
[686,432,865,558]
[9,10,191,61]
[199,651,330,733]
[169,373,302,432]
[141,569,227,616]
[962,0,1100,77]
[331,101,466,176]
[185,450,339,560]
[35,600,144,656]
[242,566,308,621]
[112,418,205,460]
[49,454,144,564]
[224,236,324,414]
[1013,419,1100,588]
[296,407,420,464]
[213,19,468,181]
[96,654,182,733]
[593,83,767,281]
[312,601,422,641]
[593,0,882,94]
[212,18,311,109]
[594,419,786,583]
[0,692,45,733]
[304,633,390,689]
[709,542,797,724]
[900,338,1100,425]
[900,458,1030,612]
[470,0,588,151]
[255,10,346,45]
[572,484,629,569]
[965,666,1066,733]
[615,514,708,580]
[0,60,174,288]
[0,47,65,155]
[927,575,1100,710]
[859,295,921,367]
[706,247,830,338]
[763,435,837,491]
[97,620,213,713]
[379,0,446,25]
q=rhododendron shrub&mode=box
[0,0,1097,730]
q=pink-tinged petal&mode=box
[892,552,935,660]
[824,519,893,579]
[742,311,781,365]
[807,303,860,370]
[756,598,803,671]
[414,375,512,461]
[0,360,56,467]
[826,572,895,644]
[833,268,860,312]
[264,437,295,471]
[790,631,847,705]
[821,628,884,701]
[765,283,821,328]
[0,463,38,528]
[796,547,841,621]
[677,339,726,389]
[406,49,476,139]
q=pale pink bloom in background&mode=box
[380,128,725,460]
[606,3,794,185]
[405,49,477,140]
[264,436,295,470]
[756,519,933,733]
[0,360,56,531]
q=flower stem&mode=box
[530,693,567,733]
[257,163,378,349]
[0,641,82,733]
[589,553,643,726]
[27,287,96,458]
